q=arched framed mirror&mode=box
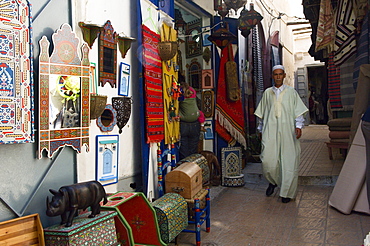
[38,24,90,159]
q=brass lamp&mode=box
[224,0,248,13]
[238,3,263,38]
[175,9,187,35]
[207,25,237,50]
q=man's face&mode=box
[273,69,286,88]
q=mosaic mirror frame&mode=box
[0,0,34,144]
[99,20,117,88]
[38,23,90,158]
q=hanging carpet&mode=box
[215,44,246,149]
[142,24,165,143]
[328,52,343,109]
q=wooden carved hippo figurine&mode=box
[46,181,107,227]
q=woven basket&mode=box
[90,94,107,120]
[158,41,178,61]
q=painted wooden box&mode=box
[151,193,188,244]
[101,192,166,246]
[0,213,45,245]
[44,211,118,246]
[165,162,202,199]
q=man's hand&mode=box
[295,128,302,139]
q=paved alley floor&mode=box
[170,125,370,246]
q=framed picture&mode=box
[119,62,130,96]
[202,26,212,46]
[96,135,119,186]
[202,69,214,89]
[204,120,214,140]
[185,18,203,58]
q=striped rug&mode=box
[142,24,164,143]
[328,52,343,109]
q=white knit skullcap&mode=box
[272,65,285,72]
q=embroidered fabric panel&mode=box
[0,0,34,144]
[38,24,90,158]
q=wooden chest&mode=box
[151,193,188,244]
[44,211,118,246]
[165,162,202,199]
[177,153,210,186]
[0,213,44,245]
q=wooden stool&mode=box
[183,188,211,246]
[325,141,349,160]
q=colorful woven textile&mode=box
[353,11,369,90]
[328,52,343,109]
[215,45,246,148]
[315,0,334,53]
[333,0,357,66]
[252,27,264,104]
[142,25,164,143]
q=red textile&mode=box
[142,25,164,143]
[215,45,246,148]
[328,52,343,109]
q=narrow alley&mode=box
[171,125,370,246]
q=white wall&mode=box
[72,0,141,194]
[192,0,214,15]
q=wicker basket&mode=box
[90,94,107,120]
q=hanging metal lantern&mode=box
[238,3,263,38]
[224,0,248,13]
[207,26,237,50]
[214,0,223,11]
[217,3,230,18]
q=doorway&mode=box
[307,65,329,124]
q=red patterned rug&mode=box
[215,44,246,148]
[142,25,164,143]
[328,52,343,109]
